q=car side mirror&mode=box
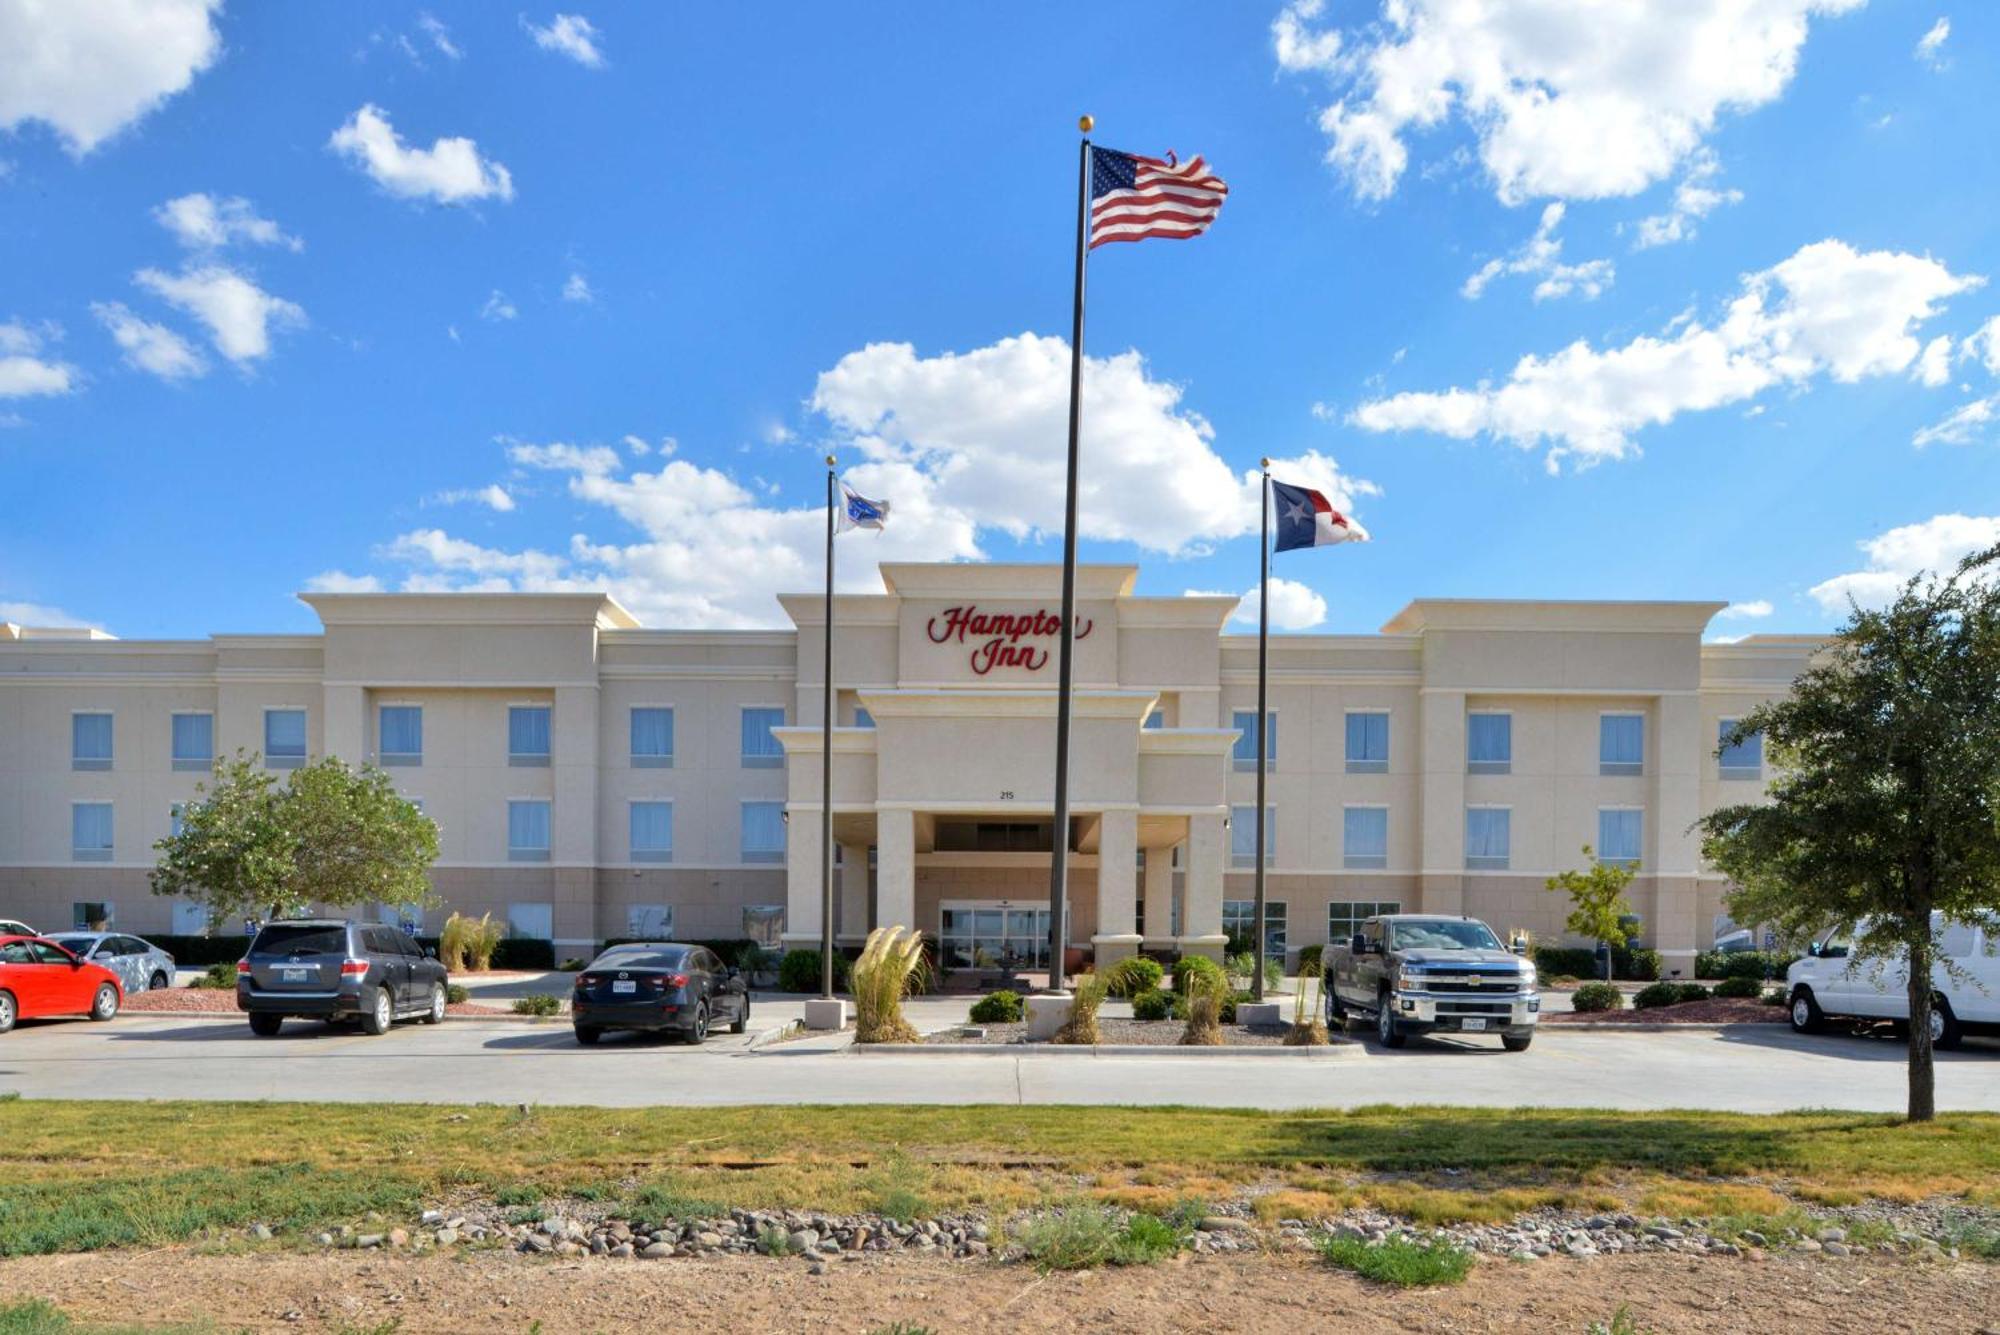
[1806,942,1821,958]
[1511,940,1528,956]
[1350,933,1367,955]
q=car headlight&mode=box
[1520,963,1537,986]
[1394,966,1424,990]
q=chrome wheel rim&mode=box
[0,995,13,1027]
[431,987,446,1021]
[1792,998,1810,1028]
[1929,1009,1944,1041]
[375,993,392,1029]
[694,1006,708,1041]
[96,986,117,1019]
[1378,1003,1392,1043]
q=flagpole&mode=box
[820,454,837,1001]
[1253,458,1271,1002]
[1046,115,1093,995]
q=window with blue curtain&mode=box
[1343,806,1389,869]
[170,713,213,771]
[1229,805,1276,867]
[72,803,113,860]
[508,706,551,765]
[1718,719,1763,778]
[378,705,423,765]
[741,707,785,767]
[1598,808,1642,866]
[507,800,551,861]
[1465,807,1511,869]
[630,707,674,767]
[72,713,113,770]
[629,801,673,862]
[1345,712,1389,773]
[741,801,785,862]
[264,709,307,767]
[1231,710,1276,771]
[1599,713,1644,775]
[1466,713,1511,774]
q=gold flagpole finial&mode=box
[1078,114,1094,134]
[826,454,838,469]
[1260,456,1272,471]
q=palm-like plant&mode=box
[853,925,926,1044]
[1054,972,1109,1045]
[1178,969,1227,1046]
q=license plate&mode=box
[280,968,311,982]
[612,980,637,994]
[1461,1017,1488,1031]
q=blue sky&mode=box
[2,1,1996,639]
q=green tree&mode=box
[1545,846,1638,951]
[1698,545,2000,1123]
[152,752,439,925]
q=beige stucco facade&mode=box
[0,564,1817,973]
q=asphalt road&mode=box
[1,1008,1993,1111]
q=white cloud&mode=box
[302,570,385,593]
[1810,513,2000,611]
[435,483,516,512]
[0,599,98,629]
[1275,0,1861,204]
[1631,149,1744,249]
[1964,315,2000,376]
[1354,239,1983,470]
[524,13,606,68]
[0,320,77,398]
[134,265,306,365]
[1462,203,1613,302]
[330,334,1377,628]
[1915,335,1953,387]
[1185,577,1329,631]
[91,301,207,380]
[328,104,515,205]
[1912,396,1997,448]
[0,0,221,155]
[1915,17,1950,68]
[418,13,462,60]
[562,272,593,303]
[480,290,518,322]
[1720,599,1774,619]
[155,194,301,252]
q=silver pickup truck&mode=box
[1325,913,1540,1051]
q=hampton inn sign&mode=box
[924,604,1095,674]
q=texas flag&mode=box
[1272,479,1369,552]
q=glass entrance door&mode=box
[940,901,1062,970]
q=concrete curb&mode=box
[856,1040,1364,1058]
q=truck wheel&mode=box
[1376,994,1406,1049]
[1789,987,1825,1034]
[1931,998,1964,1051]
[1325,989,1346,1030]
[1502,1033,1533,1053]
[248,1012,283,1037]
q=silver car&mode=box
[44,932,178,993]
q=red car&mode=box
[0,934,124,1033]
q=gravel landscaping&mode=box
[1543,997,1785,1025]
[921,1017,1320,1046]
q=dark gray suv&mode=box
[237,919,450,1037]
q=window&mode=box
[72,901,114,930]
[170,901,209,936]
[741,801,785,863]
[939,903,1055,970]
[507,800,551,861]
[1465,807,1511,870]
[627,904,673,939]
[1599,713,1644,776]
[171,713,213,771]
[1328,900,1401,946]
[630,707,674,768]
[1345,711,1389,773]
[72,712,113,770]
[72,803,113,861]
[742,905,785,947]
[1342,806,1389,869]
[378,705,422,766]
[1466,712,1511,775]
[1231,710,1276,771]
[506,902,553,941]
[853,707,875,729]
[629,801,673,863]
[509,706,552,766]
[1223,899,1288,959]
[1230,805,1276,867]
[741,707,785,768]
[1142,707,1165,730]
[264,708,307,768]
[1597,808,1642,867]
[1718,719,1763,779]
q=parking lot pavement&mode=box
[0,1012,1991,1111]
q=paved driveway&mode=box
[0,1010,1992,1111]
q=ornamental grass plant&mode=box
[1179,969,1227,1046]
[1054,972,1109,1045]
[1284,971,1329,1046]
[852,926,926,1044]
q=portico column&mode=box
[1141,843,1175,943]
[779,805,825,950]
[1179,811,1227,961]
[876,807,916,933]
[1092,808,1141,965]
[838,841,870,944]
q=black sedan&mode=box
[571,943,749,1045]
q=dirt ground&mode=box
[7,1247,1997,1334]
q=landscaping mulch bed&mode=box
[923,1017,1319,1046]
[1544,997,1785,1025]
[122,988,511,1017]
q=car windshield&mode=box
[253,925,347,956]
[47,935,98,952]
[1391,920,1503,952]
[593,948,686,970]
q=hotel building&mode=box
[0,562,1813,975]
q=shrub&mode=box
[1714,975,1763,998]
[1317,1233,1473,1287]
[557,958,585,972]
[777,949,851,994]
[1173,955,1226,997]
[1694,949,1794,981]
[1130,988,1174,1021]
[1100,956,1164,998]
[1673,982,1711,1003]
[490,937,553,971]
[439,913,478,972]
[1760,987,1788,1007]
[1296,944,1324,977]
[1569,981,1624,1013]
[1179,969,1227,1046]
[1632,981,1708,1010]
[1218,989,1255,1024]
[969,990,1023,1024]
[1011,1204,1185,1270]
[1226,951,1283,992]
[122,934,248,966]
[1055,973,1110,1045]
[853,927,927,1044]
[511,993,561,1017]
[445,983,469,1005]
[1285,973,1329,1046]
[190,961,238,990]
[1533,945,1660,981]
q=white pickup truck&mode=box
[1786,913,2000,1047]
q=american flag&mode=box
[1088,146,1229,249]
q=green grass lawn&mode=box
[0,1099,1994,1257]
